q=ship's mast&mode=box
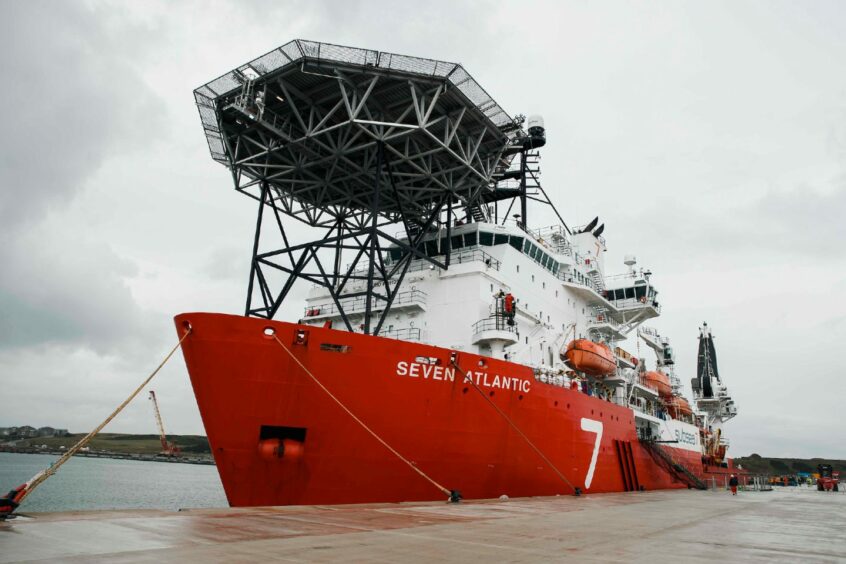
[691,323,737,430]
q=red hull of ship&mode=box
[176,313,740,507]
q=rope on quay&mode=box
[449,356,578,495]
[271,332,460,503]
[0,327,192,520]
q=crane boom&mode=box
[148,391,167,450]
[148,390,180,456]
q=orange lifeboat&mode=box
[642,370,672,397]
[563,339,616,377]
[666,395,693,418]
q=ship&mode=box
[180,40,741,507]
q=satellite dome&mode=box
[523,114,546,149]
[527,115,545,134]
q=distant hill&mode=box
[735,454,845,475]
[17,433,211,455]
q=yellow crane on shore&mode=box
[148,391,181,457]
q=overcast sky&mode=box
[2,1,844,458]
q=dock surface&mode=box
[2,487,844,563]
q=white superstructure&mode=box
[301,219,676,414]
[302,220,658,364]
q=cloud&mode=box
[0,1,163,230]
[2,1,846,460]
[0,2,163,351]
[0,221,154,352]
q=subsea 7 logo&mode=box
[580,418,603,490]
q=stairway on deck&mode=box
[640,439,708,490]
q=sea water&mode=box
[0,452,227,512]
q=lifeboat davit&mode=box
[563,339,616,377]
[666,395,693,418]
[642,370,672,397]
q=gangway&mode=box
[640,439,707,490]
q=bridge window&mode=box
[464,232,477,246]
[480,231,493,246]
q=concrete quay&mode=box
[2,486,843,563]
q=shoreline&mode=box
[0,448,214,466]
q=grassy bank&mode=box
[16,433,211,455]
[735,454,845,475]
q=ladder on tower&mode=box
[467,203,488,222]
[588,270,605,293]
[640,438,707,490]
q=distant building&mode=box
[36,427,67,437]
[1,426,68,438]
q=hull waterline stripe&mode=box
[271,334,455,500]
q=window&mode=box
[480,231,493,246]
[509,236,523,251]
[516,264,520,273]
[425,240,438,256]
[531,275,535,282]
[451,235,463,250]
[464,232,478,247]
[494,233,509,246]
[542,282,546,289]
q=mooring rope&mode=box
[271,333,457,501]
[3,327,192,515]
[450,358,577,493]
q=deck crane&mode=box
[148,390,181,457]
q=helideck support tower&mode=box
[194,40,534,335]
